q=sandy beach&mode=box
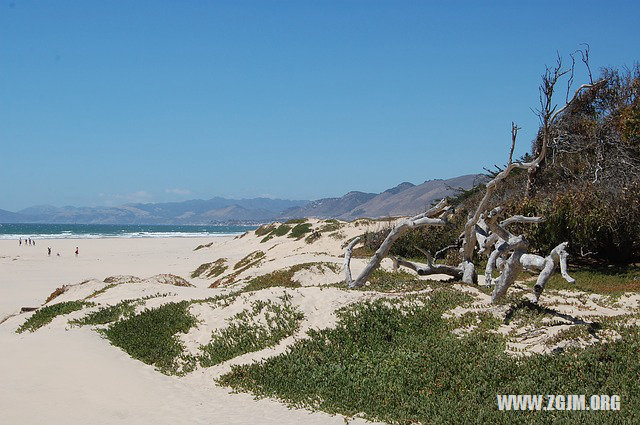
[2,220,638,424]
[0,233,378,425]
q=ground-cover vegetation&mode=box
[288,223,313,239]
[69,299,140,326]
[191,258,228,279]
[284,218,308,225]
[243,262,341,292]
[199,295,304,367]
[353,269,438,293]
[194,242,214,251]
[219,289,640,424]
[16,301,94,333]
[233,251,265,270]
[543,265,640,295]
[103,301,197,375]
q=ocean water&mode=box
[0,223,257,239]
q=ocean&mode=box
[0,223,257,239]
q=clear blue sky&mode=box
[1,1,639,211]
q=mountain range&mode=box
[1,174,482,224]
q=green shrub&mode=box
[272,224,291,237]
[255,224,277,237]
[289,223,313,239]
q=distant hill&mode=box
[1,174,485,224]
[6,198,309,225]
[279,174,483,220]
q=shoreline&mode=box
[0,236,233,319]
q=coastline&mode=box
[0,236,232,319]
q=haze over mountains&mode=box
[0,174,482,225]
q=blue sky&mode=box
[1,1,639,211]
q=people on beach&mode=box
[48,247,52,256]
[19,238,22,246]
[75,247,79,256]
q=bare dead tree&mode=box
[343,52,603,302]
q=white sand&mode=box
[0,233,379,425]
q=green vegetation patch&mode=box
[544,265,640,295]
[70,300,139,326]
[255,224,277,237]
[284,218,308,224]
[234,251,266,270]
[272,224,292,237]
[199,295,304,367]
[319,221,341,233]
[356,269,437,293]
[103,301,197,375]
[194,242,214,251]
[84,283,118,300]
[289,223,313,239]
[304,231,321,244]
[17,301,94,333]
[191,258,228,279]
[260,234,275,243]
[243,262,341,292]
[220,289,640,423]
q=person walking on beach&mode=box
[75,247,79,256]
[19,238,21,246]
[47,247,51,256]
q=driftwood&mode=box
[344,199,453,288]
[391,256,463,280]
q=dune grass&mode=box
[199,295,304,367]
[16,301,95,333]
[219,288,640,424]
